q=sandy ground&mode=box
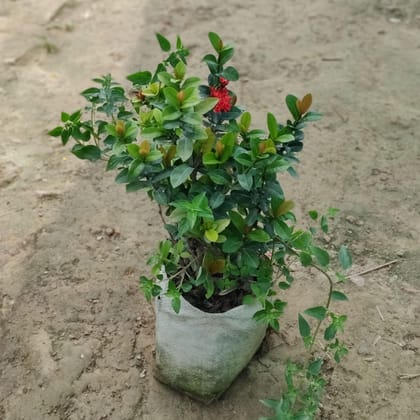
[1,0,420,419]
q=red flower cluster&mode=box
[209,77,232,113]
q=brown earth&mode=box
[1,0,420,419]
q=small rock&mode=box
[105,227,115,237]
[35,190,62,200]
[357,342,373,356]
[323,234,332,243]
[96,235,103,241]
[388,17,401,23]
[396,250,406,257]
[0,161,20,188]
[349,275,365,286]
[346,215,356,224]
[139,369,146,378]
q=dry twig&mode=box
[399,373,420,380]
[375,306,385,321]
[349,260,398,278]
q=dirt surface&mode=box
[1,0,420,419]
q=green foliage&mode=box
[260,360,326,420]
[50,35,352,418]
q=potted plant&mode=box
[49,32,351,407]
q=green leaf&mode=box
[208,170,230,185]
[156,33,171,52]
[229,211,246,233]
[304,306,327,321]
[219,47,235,66]
[303,111,323,122]
[298,313,311,338]
[242,295,256,305]
[240,111,251,132]
[61,112,70,122]
[324,323,337,340]
[291,231,311,250]
[273,220,291,240]
[126,144,140,159]
[308,210,318,220]
[169,164,194,188]
[286,94,300,120]
[241,249,260,269]
[248,229,271,243]
[331,291,348,301]
[48,126,63,137]
[194,97,219,115]
[177,137,193,161]
[299,251,312,267]
[321,215,328,233]
[307,358,324,376]
[237,173,253,191]
[128,160,144,178]
[174,60,186,79]
[276,133,295,143]
[209,191,225,209]
[208,32,222,52]
[163,87,179,108]
[234,152,253,167]
[222,237,243,253]
[328,207,340,217]
[171,297,181,313]
[221,66,239,81]
[267,113,278,139]
[126,71,152,85]
[311,246,330,267]
[203,152,220,166]
[205,229,218,242]
[71,144,101,161]
[338,245,352,270]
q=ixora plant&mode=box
[50,33,352,416]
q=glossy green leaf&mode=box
[126,71,152,85]
[219,47,235,65]
[304,306,327,321]
[194,98,218,115]
[303,111,323,122]
[48,126,63,137]
[321,215,328,233]
[307,358,323,376]
[338,245,352,270]
[248,229,271,243]
[169,164,194,188]
[267,112,278,139]
[286,94,300,120]
[240,111,251,132]
[237,173,253,191]
[308,210,318,220]
[222,237,243,253]
[177,137,193,161]
[276,133,295,143]
[221,66,239,81]
[208,32,222,52]
[298,313,311,338]
[311,246,330,267]
[156,33,171,52]
[331,291,348,301]
[299,251,312,267]
[324,323,337,340]
[71,144,101,161]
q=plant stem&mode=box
[309,263,334,352]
